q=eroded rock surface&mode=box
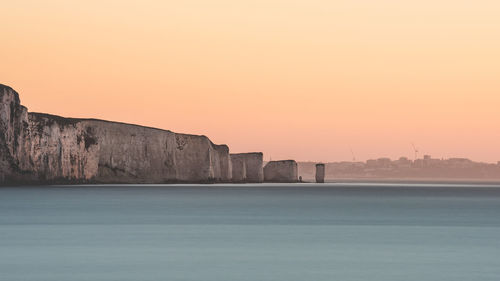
[315,163,325,183]
[264,160,298,183]
[230,153,263,183]
[0,84,231,184]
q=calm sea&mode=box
[1,183,499,281]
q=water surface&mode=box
[1,183,499,281]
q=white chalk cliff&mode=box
[0,84,232,184]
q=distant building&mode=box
[394,157,411,168]
[449,158,471,162]
[423,155,441,167]
[447,158,473,168]
[377,158,392,168]
[413,159,424,168]
[366,159,378,168]
[298,157,500,181]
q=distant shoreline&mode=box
[324,178,500,185]
[3,180,500,188]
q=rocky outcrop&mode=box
[230,154,247,182]
[230,153,264,183]
[315,163,325,183]
[23,113,100,182]
[264,160,298,183]
[0,84,232,184]
[0,85,29,183]
[87,120,231,183]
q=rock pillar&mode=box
[315,163,325,183]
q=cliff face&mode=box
[230,153,263,183]
[87,120,231,183]
[24,113,100,181]
[0,85,29,182]
[264,160,298,183]
[0,84,231,184]
[230,154,247,182]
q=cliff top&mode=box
[30,112,179,133]
[0,84,14,91]
[28,112,225,146]
[267,160,297,164]
[230,152,263,156]
[0,84,20,104]
[3,84,227,148]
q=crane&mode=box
[350,147,356,162]
[411,143,419,161]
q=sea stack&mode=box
[264,160,298,183]
[315,163,325,183]
[230,153,264,183]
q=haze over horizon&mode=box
[2,1,499,163]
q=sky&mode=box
[1,0,499,163]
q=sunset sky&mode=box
[2,0,499,162]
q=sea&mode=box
[1,183,499,281]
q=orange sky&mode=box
[2,0,500,162]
